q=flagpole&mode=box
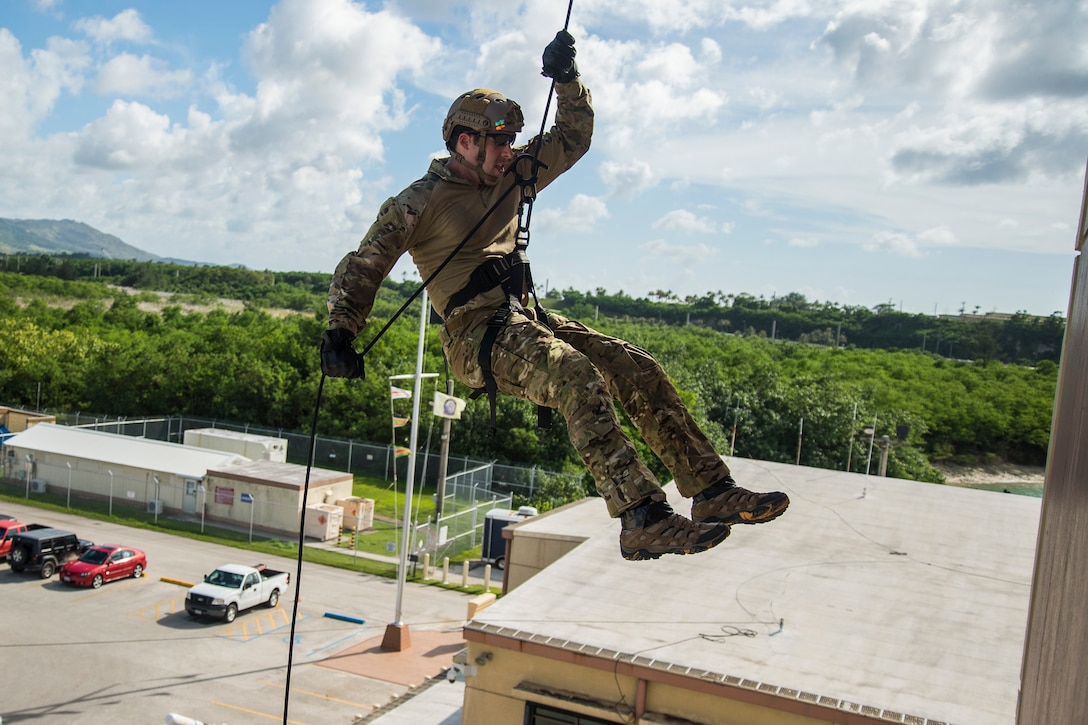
[383,288,429,652]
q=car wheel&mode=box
[267,589,279,608]
[495,556,505,571]
[92,574,104,589]
[132,564,144,578]
[40,560,56,579]
[9,545,28,566]
[225,604,238,623]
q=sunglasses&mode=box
[486,133,516,147]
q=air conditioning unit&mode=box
[29,479,47,493]
[147,499,164,514]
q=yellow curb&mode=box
[160,577,195,587]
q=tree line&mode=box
[0,255,1061,491]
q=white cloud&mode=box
[861,229,957,257]
[653,209,717,234]
[236,0,441,161]
[536,194,609,232]
[599,159,655,198]
[0,30,90,141]
[73,9,153,45]
[638,237,717,272]
[93,53,192,97]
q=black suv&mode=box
[6,528,94,579]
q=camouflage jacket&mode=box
[326,79,593,335]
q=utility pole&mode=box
[846,403,857,472]
[795,417,804,465]
[434,378,454,522]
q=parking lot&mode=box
[0,500,475,724]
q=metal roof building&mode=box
[1,423,352,537]
[453,457,1040,725]
[4,422,245,479]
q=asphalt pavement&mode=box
[0,498,483,725]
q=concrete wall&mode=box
[461,637,856,725]
[203,472,352,537]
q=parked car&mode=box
[0,520,48,559]
[6,528,94,578]
[60,545,147,588]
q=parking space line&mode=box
[219,608,306,642]
[258,679,376,710]
[209,699,309,724]
[126,595,186,621]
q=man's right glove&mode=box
[541,30,578,83]
[320,328,365,379]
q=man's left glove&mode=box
[320,328,365,379]
[541,30,578,83]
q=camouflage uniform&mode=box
[327,78,734,517]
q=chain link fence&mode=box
[55,411,583,499]
[42,411,587,559]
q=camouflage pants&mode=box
[441,306,732,516]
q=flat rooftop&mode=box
[468,457,1040,724]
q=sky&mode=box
[2,0,1086,317]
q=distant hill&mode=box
[0,218,160,262]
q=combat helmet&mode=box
[442,89,524,184]
[443,89,524,144]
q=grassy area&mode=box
[0,482,497,596]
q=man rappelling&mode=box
[321,30,789,561]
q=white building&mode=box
[1,422,351,536]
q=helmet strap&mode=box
[451,133,501,186]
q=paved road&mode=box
[0,500,477,725]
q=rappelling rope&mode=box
[280,2,575,721]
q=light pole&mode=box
[845,402,858,472]
[24,454,32,498]
[153,475,160,523]
[108,469,114,516]
[66,462,72,508]
[199,484,206,533]
[383,288,431,653]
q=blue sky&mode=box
[2,0,1086,316]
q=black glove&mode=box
[541,30,578,83]
[320,328,365,379]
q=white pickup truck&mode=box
[185,563,290,623]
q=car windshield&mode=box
[80,549,109,564]
[206,570,243,588]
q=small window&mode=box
[526,703,614,725]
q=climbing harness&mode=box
[443,150,553,433]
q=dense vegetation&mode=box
[0,254,1061,492]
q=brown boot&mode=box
[691,478,789,526]
[619,495,730,561]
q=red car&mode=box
[60,545,147,588]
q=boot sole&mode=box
[696,494,790,526]
[620,525,731,561]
